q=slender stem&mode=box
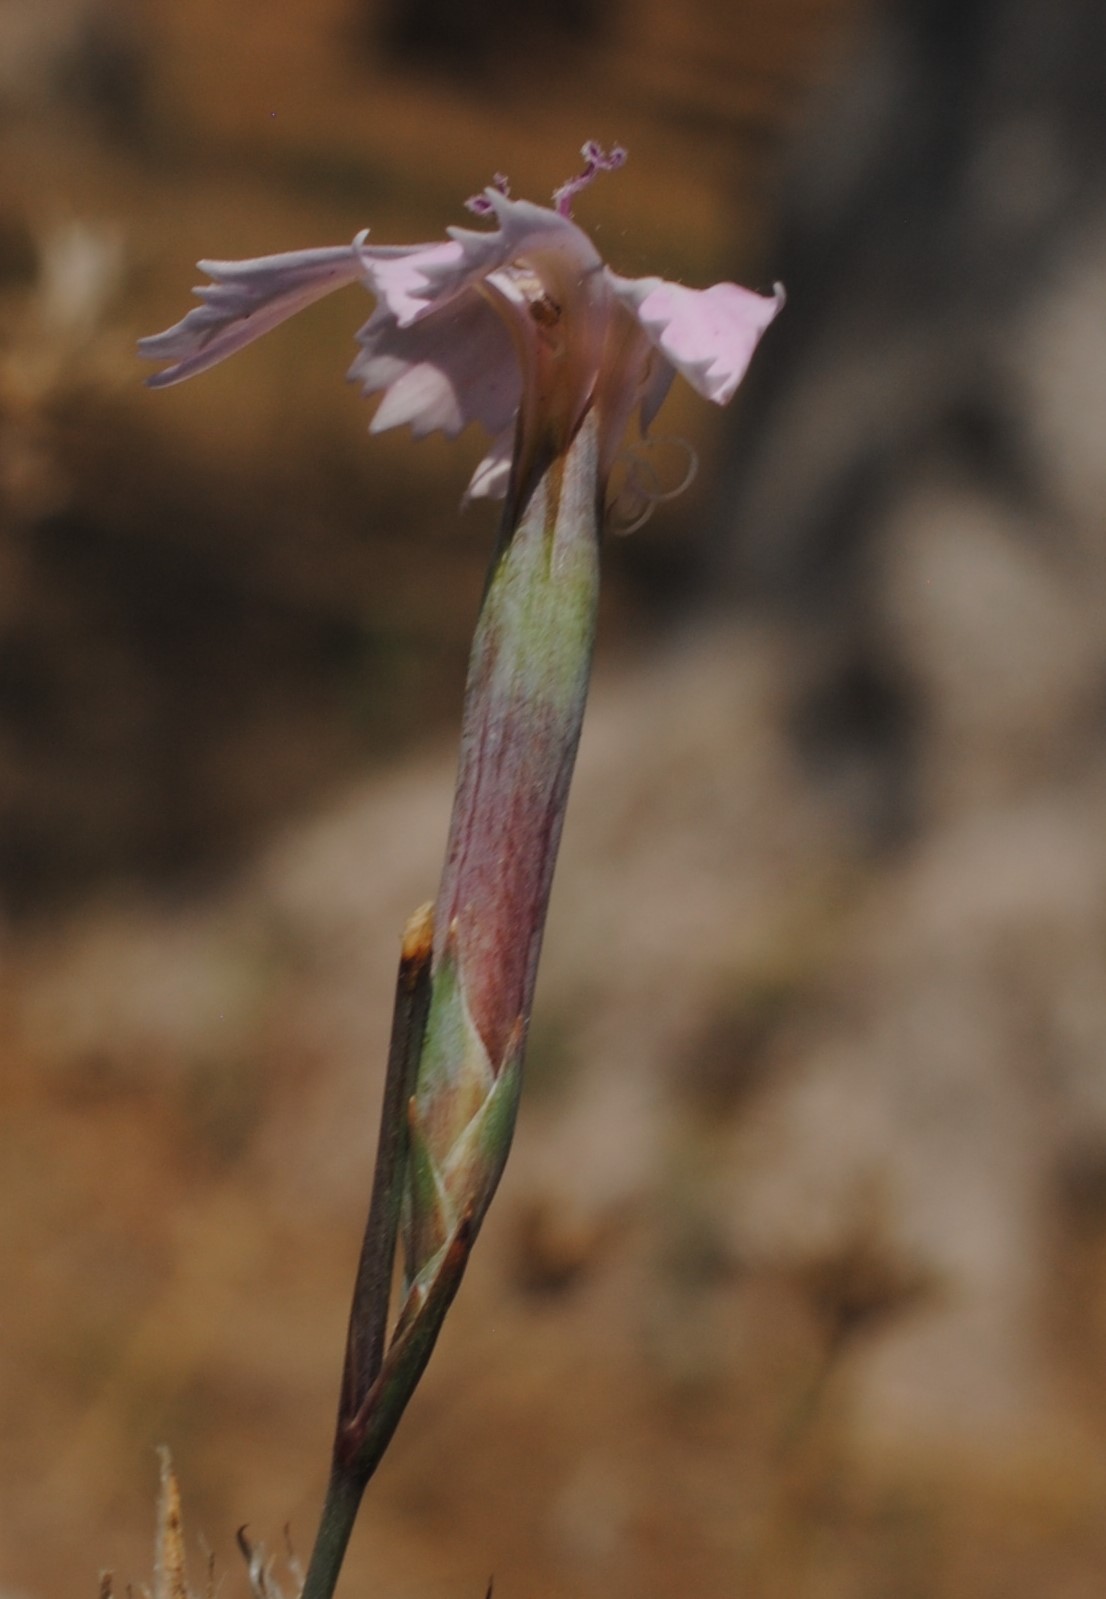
[344,1208,475,1469]
[300,414,602,1599]
[299,1466,365,1599]
[300,907,433,1599]
[298,1215,473,1599]
[339,904,434,1423]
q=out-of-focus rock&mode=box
[698,0,1106,1505]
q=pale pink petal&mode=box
[351,289,520,440]
[370,191,602,328]
[138,242,369,388]
[366,241,465,327]
[462,428,515,503]
[609,273,784,406]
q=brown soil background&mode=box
[4,2,1106,1596]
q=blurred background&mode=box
[3,0,1106,1594]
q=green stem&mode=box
[339,906,434,1420]
[300,1465,365,1599]
[300,411,602,1599]
[300,909,432,1599]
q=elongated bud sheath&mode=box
[402,409,601,1292]
[323,412,603,1511]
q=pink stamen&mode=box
[552,140,627,218]
[465,172,512,217]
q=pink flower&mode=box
[139,144,783,505]
[138,160,785,1554]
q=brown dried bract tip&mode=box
[401,901,434,967]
